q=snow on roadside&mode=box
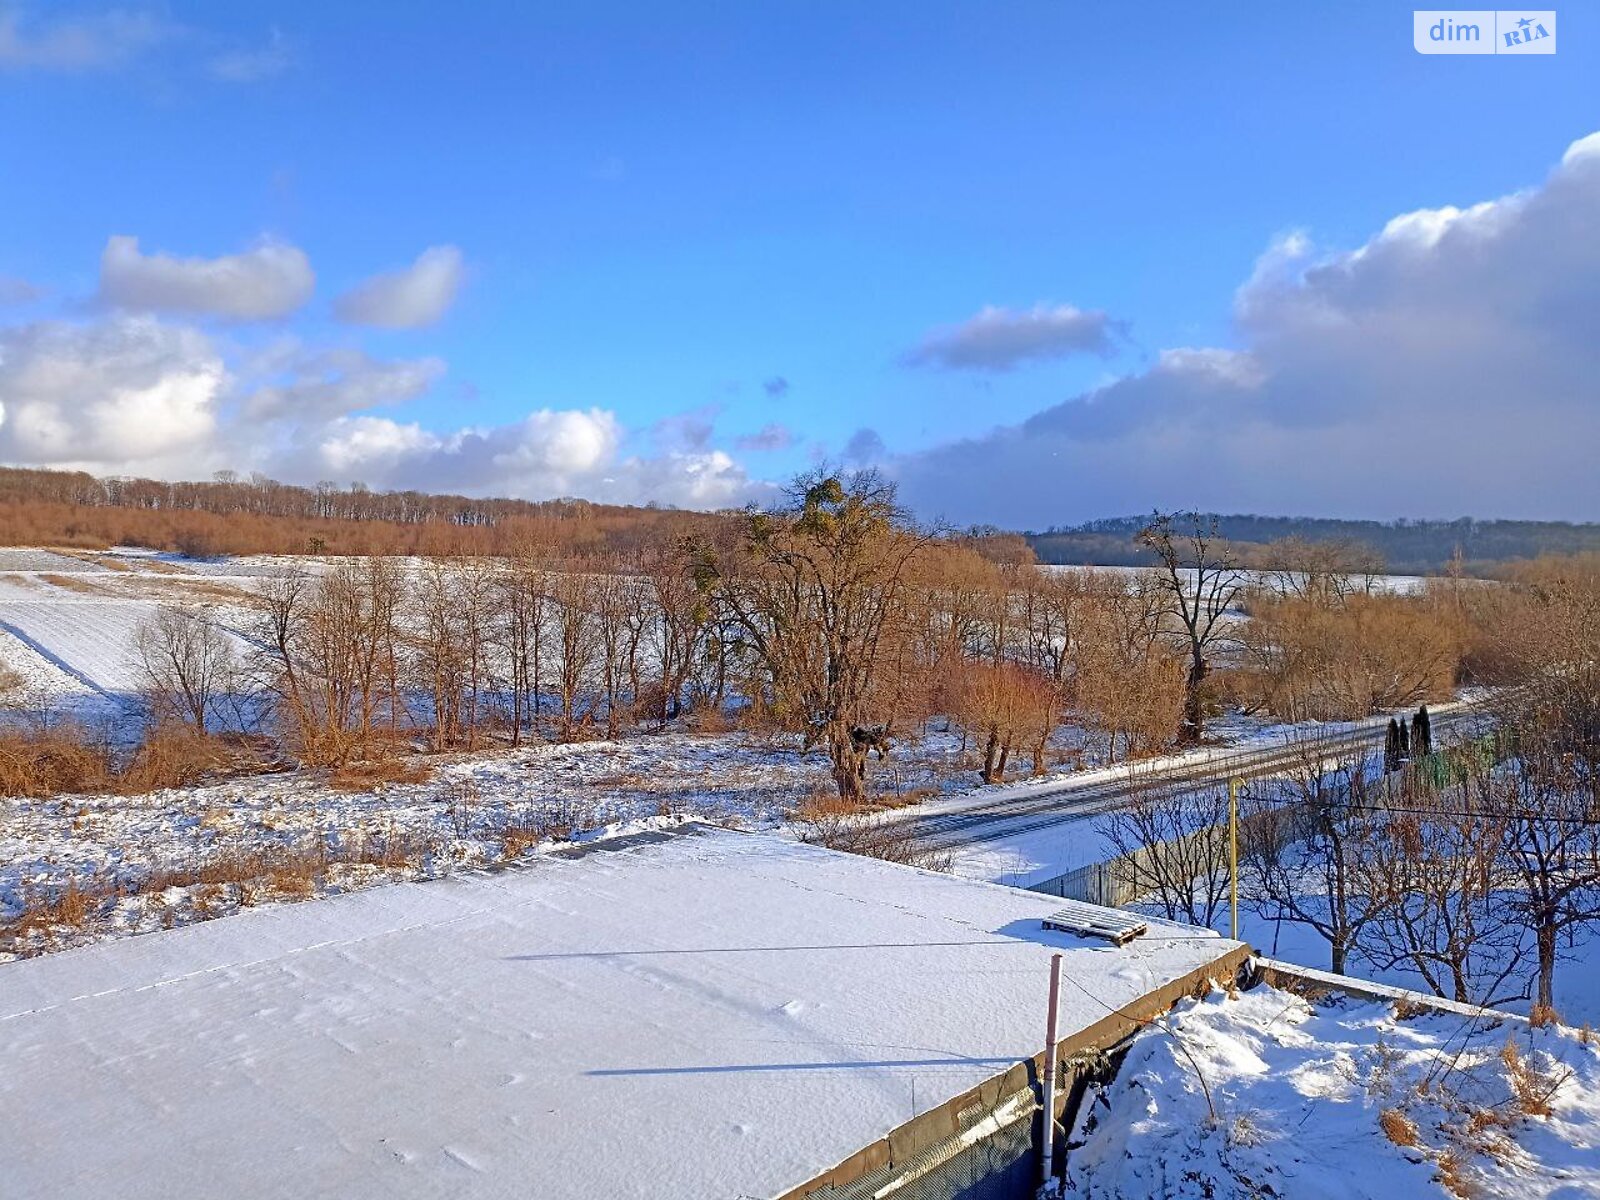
[1065,983,1600,1199]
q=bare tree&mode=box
[952,660,1057,783]
[1074,579,1186,762]
[548,570,601,740]
[1484,751,1600,1013]
[135,605,238,735]
[500,544,551,742]
[1362,784,1526,1006]
[693,470,931,802]
[1137,513,1246,742]
[1242,744,1390,974]
[1102,777,1233,928]
[1255,535,1385,605]
[1487,558,1600,1010]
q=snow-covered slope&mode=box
[1066,983,1600,1198]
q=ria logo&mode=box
[1501,13,1553,46]
[1413,10,1557,54]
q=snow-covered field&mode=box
[1066,982,1600,1199]
[1,721,1046,959]
[0,547,269,720]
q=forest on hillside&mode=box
[1025,514,1600,575]
[2,465,1595,574]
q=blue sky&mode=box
[1,2,1596,524]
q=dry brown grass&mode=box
[1501,1040,1566,1118]
[36,572,109,596]
[791,787,863,822]
[123,575,263,606]
[137,557,191,575]
[1392,997,1430,1022]
[1529,1003,1562,1029]
[119,724,242,792]
[797,813,953,872]
[1379,1107,1420,1148]
[501,826,545,860]
[0,726,115,797]
[328,758,434,792]
[0,723,264,799]
[6,880,100,936]
[1436,1149,1474,1198]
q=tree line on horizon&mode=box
[3,464,1593,574]
[1026,513,1600,575]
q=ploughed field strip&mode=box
[890,706,1479,850]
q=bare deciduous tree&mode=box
[1137,513,1246,742]
[1102,777,1233,928]
[693,470,931,802]
[1243,745,1389,974]
[135,605,238,735]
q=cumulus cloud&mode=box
[0,7,170,71]
[0,308,767,508]
[735,423,794,452]
[904,303,1121,371]
[241,347,445,422]
[0,317,224,474]
[310,408,762,507]
[893,132,1600,525]
[98,235,314,320]
[334,246,465,329]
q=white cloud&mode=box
[893,131,1600,525]
[242,347,445,422]
[99,235,314,320]
[208,28,291,83]
[309,406,763,507]
[334,246,465,329]
[904,303,1121,371]
[0,305,767,507]
[0,7,170,72]
[0,317,223,473]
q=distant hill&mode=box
[1024,515,1600,576]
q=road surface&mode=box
[888,703,1483,854]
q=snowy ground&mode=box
[1231,896,1600,1031]
[0,546,271,723]
[0,708,1379,962]
[1065,981,1600,1199]
[0,827,1242,1200]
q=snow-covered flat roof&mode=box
[0,825,1242,1200]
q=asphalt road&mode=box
[889,704,1483,853]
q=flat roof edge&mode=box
[777,943,1253,1200]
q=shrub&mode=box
[0,726,114,797]
[328,758,434,792]
[1379,1108,1419,1148]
